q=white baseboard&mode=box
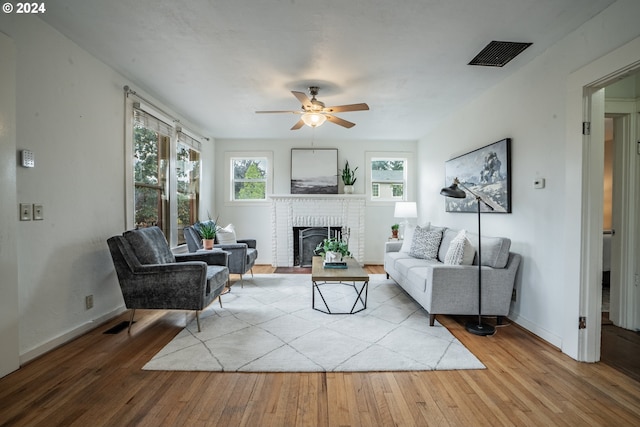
[509,312,562,349]
[20,306,127,365]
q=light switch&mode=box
[33,204,43,220]
[20,203,32,221]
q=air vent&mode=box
[468,41,532,67]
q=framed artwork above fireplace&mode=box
[291,148,338,194]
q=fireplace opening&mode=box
[293,227,343,267]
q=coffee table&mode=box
[311,256,369,314]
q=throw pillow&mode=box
[444,230,475,265]
[400,222,430,253]
[216,223,237,244]
[409,226,442,260]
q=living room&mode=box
[2,1,640,422]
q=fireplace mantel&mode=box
[270,195,366,267]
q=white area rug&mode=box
[143,274,485,372]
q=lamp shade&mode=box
[394,202,417,218]
[440,182,466,198]
[301,112,327,128]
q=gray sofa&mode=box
[384,226,521,326]
[107,226,229,332]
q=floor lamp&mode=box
[440,178,496,336]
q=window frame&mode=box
[365,151,413,205]
[225,151,273,206]
[125,99,207,248]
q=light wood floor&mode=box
[2,265,640,426]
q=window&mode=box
[176,131,201,245]
[130,102,204,247]
[226,152,272,203]
[368,156,408,201]
[372,183,380,198]
[133,108,171,235]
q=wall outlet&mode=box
[85,295,94,310]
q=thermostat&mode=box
[21,150,35,168]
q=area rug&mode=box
[142,274,485,372]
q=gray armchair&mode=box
[107,226,229,332]
[184,223,257,287]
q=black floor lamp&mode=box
[440,178,496,336]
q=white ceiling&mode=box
[41,0,615,140]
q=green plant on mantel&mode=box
[314,237,351,258]
[340,160,358,186]
[391,224,400,231]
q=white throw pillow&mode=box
[444,230,475,265]
[400,224,416,252]
[216,223,237,244]
[409,226,442,260]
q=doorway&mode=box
[599,74,640,381]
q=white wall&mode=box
[214,138,417,265]
[416,0,640,353]
[0,15,215,362]
[0,32,20,378]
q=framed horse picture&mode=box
[444,138,511,213]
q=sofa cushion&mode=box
[409,226,442,259]
[465,232,511,268]
[395,257,439,280]
[123,227,176,265]
[444,230,476,265]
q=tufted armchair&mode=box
[107,226,229,332]
[183,223,257,287]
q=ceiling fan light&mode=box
[301,112,327,128]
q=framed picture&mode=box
[291,148,338,194]
[444,138,511,213]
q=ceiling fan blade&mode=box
[255,110,300,114]
[324,103,370,113]
[291,119,305,130]
[291,91,313,110]
[325,114,355,128]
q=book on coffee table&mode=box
[323,261,348,269]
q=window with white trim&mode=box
[133,107,171,234]
[176,129,201,245]
[226,152,273,203]
[368,155,408,202]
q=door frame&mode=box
[567,36,640,361]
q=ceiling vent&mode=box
[468,41,532,67]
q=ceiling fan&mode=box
[256,86,369,130]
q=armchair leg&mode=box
[250,268,254,278]
[239,274,244,288]
[218,295,223,308]
[196,311,201,332]
[429,314,436,326]
[128,309,136,333]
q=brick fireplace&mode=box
[270,195,366,267]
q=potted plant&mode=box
[340,160,358,194]
[391,223,400,239]
[315,237,350,262]
[196,215,218,250]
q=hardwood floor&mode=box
[1,265,639,426]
